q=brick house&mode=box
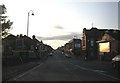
[82,27,109,60]
[97,30,120,61]
[69,39,82,56]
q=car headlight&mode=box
[115,57,120,61]
[112,58,115,61]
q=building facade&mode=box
[2,34,53,65]
[98,30,120,61]
[82,27,108,60]
[69,39,82,56]
[82,27,120,61]
[63,38,82,56]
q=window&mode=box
[16,39,24,49]
[91,40,94,46]
[75,44,81,48]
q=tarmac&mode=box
[2,55,120,81]
[2,60,41,81]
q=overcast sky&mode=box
[1,0,119,49]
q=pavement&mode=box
[2,60,42,81]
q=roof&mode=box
[83,28,120,40]
[83,27,107,39]
[105,30,120,41]
[2,34,16,41]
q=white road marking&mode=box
[69,62,120,81]
[9,63,43,81]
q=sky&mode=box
[1,0,119,49]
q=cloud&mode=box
[36,32,82,41]
[54,25,64,29]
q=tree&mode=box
[0,4,13,38]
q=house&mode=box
[15,34,32,50]
[14,34,33,62]
[69,39,82,56]
[82,27,110,60]
[31,35,53,59]
[2,34,18,65]
[97,30,120,61]
[62,38,82,57]
[2,34,54,64]
[2,34,16,55]
[63,43,70,54]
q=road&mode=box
[9,50,120,81]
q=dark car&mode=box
[112,55,120,69]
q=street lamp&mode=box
[27,10,34,36]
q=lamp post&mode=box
[27,10,34,36]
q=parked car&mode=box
[49,52,53,56]
[65,54,71,58]
[112,55,120,69]
[62,52,64,54]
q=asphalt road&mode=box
[9,50,120,81]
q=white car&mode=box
[62,52,64,54]
[49,53,53,56]
[65,54,71,58]
[112,55,120,69]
